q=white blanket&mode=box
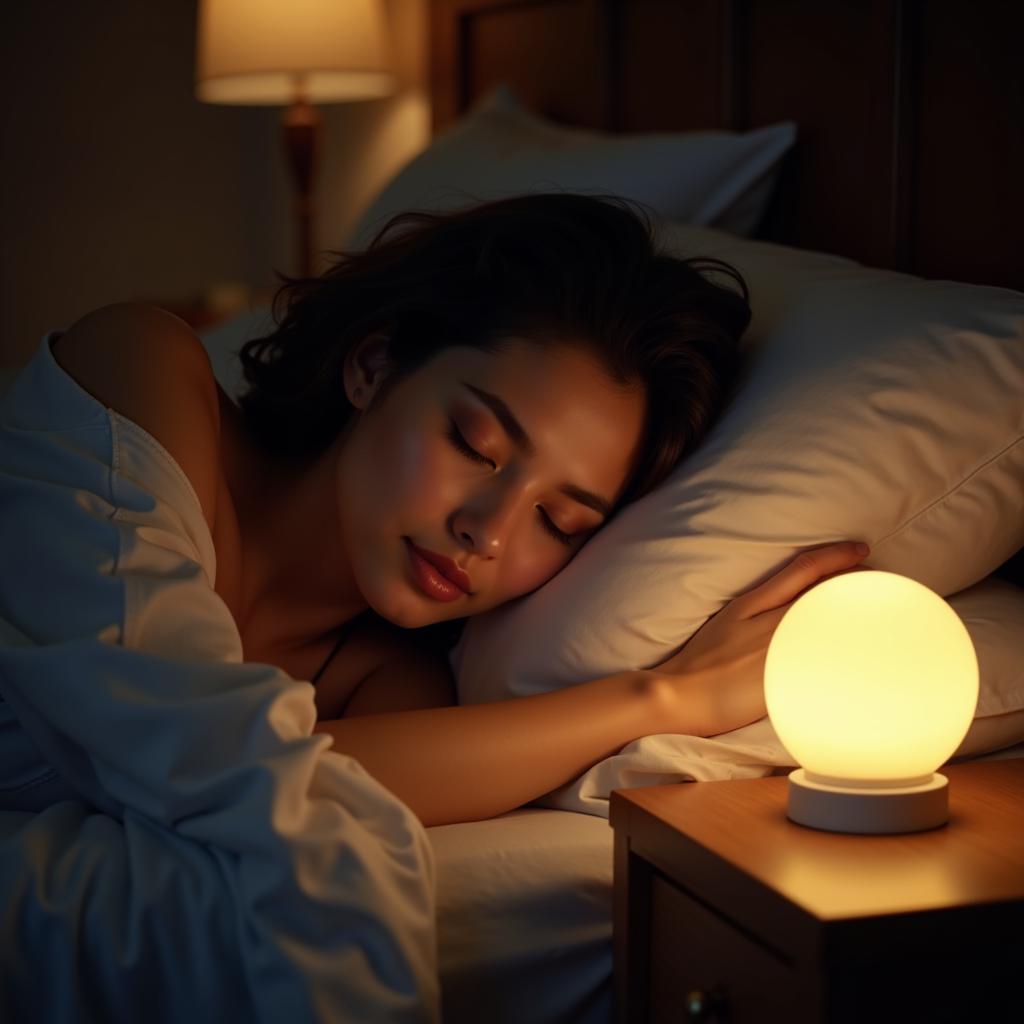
[0,333,440,1021]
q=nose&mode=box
[451,482,523,557]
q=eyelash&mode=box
[445,419,574,547]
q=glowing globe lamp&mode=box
[764,570,978,834]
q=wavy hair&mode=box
[237,192,750,511]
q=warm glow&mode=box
[195,0,396,104]
[765,570,978,787]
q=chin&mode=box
[367,588,436,631]
[387,606,427,630]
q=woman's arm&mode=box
[313,669,706,828]
[312,541,871,828]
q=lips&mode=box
[406,540,473,594]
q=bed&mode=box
[395,2,1024,1021]
[2,1,1022,1022]
[196,2,1024,1020]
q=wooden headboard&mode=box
[429,0,1023,293]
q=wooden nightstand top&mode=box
[610,758,1024,925]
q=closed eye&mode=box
[446,419,493,468]
[445,419,575,546]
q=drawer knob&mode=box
[684,986,728,1020]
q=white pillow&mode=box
[528,575,1024,817]
[348,83,797,248]
[452,221,1024,721]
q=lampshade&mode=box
[764,569,978,834]
[195,0,396,104]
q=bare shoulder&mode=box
[52,302,222,533]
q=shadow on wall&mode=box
[0,0,430,369]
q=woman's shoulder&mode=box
[51,303,223,537]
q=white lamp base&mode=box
[786,768,949,834]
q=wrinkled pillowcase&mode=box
[348,82,797,248]
[451,220,1024,726]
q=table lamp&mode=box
[194,0,396,278]
[764,569,978,835]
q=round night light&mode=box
[764,570,978,834]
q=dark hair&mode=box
[236,192,751,652]
[238,192,749,503]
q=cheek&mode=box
[493,539,572,605]
[371,421,456,522]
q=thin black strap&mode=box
[311,614,361,685]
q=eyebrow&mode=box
[460,381,614,520]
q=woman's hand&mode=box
[650,541,872,737]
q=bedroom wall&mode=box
[0,0,430,369]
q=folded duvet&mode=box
[0,333,440,1021]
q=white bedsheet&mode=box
[0,333,440,1021]
[430,807,614,1024]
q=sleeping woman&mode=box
[45,192,868,828]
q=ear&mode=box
[343,332,392,410]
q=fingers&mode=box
[738,541,870,618]
[817,563,873,585]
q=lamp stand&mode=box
[282,95,322,278]
[786,768,950,834]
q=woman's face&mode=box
[336,334,647,628]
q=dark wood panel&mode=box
[614,0,736,132]
[467,0,608,126]
[430,0,609,132]
[429,0,1024,292]
[914,0,1024,291]
[741,0,911,268]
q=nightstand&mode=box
[610,757,1024,1023]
